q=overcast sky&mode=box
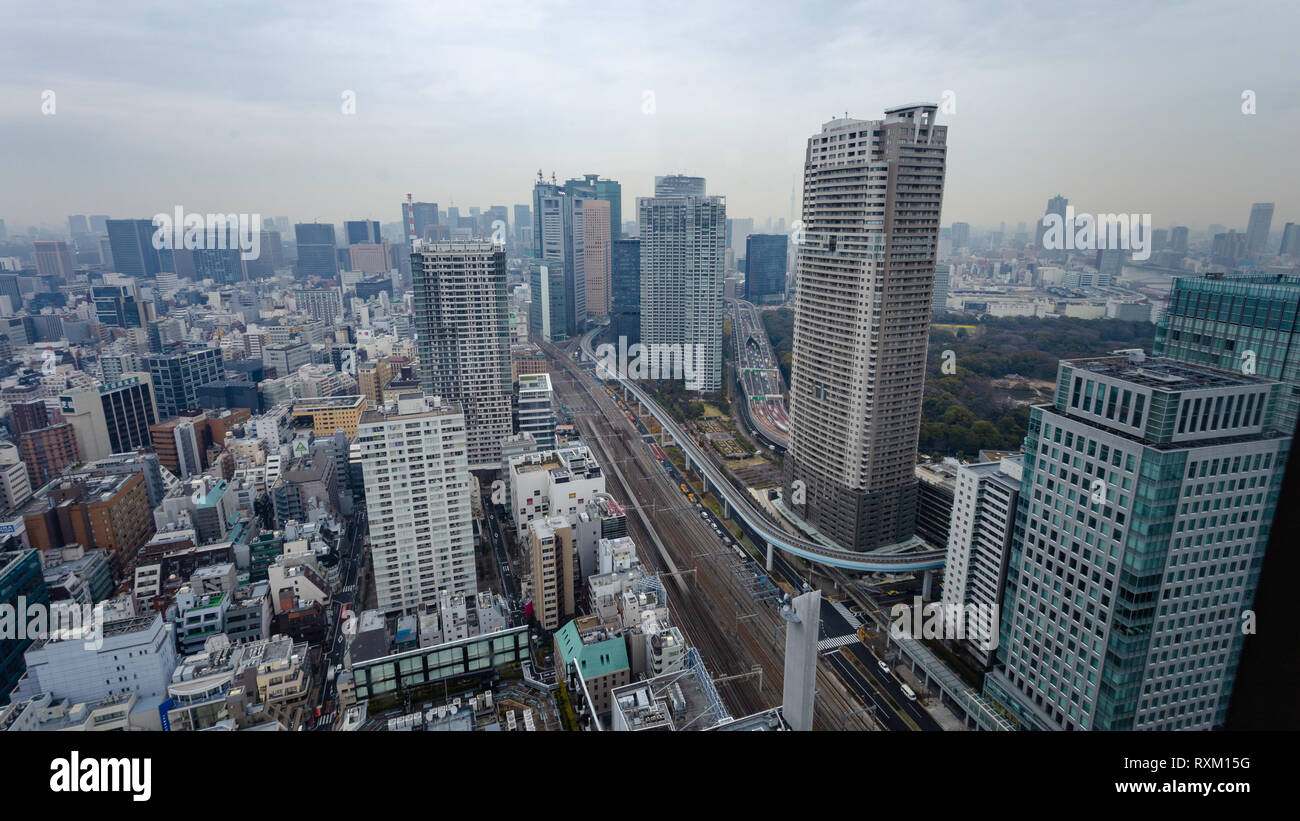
[2,0,1297,234]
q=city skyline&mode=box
[2,2,1297,231]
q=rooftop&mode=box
[1063,354,1273,392]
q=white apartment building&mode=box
[358,394,477,614]
[505,445,606,532]
[941,455,1022,668]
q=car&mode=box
[878,660,890,674]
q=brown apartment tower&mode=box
[783,104,948,552]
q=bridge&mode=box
[572,330,948,573]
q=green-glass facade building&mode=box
[1154,273,1300,433]
[985,355,1289,730]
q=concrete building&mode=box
[638,189,726,391]
[784,104,948,552]
[21,471,155,581]
[940,455,1022,668]
[0,444,33,517]
[526,516,576,631]
[516,372,556,449]
[292,394,365,438]
[13,606,178,706]
[142,347,223,418]
[358,395,477,613]
[984,354,1290,730]
[505,445,605,532]
[18,423,80,490]
[263,341,313,379]
[583,198,612,318]
[411,241,512,468]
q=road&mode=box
[729,298,789,450]
[310,507,367,731]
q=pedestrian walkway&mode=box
[831,600,862,628]
[817,633,860,652]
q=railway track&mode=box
[543,342,873,730]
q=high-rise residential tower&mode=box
[783,105,948,552]
[411,241,512,468]
[358,394,477,613]
[637,187,726,392]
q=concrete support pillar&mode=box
[766,541,774,572]
[922,569,936,601]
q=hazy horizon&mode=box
[2,0,1297,233]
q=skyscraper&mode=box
[533,179,588,337]
[744,234,788,305]
[358,394,477,613]
[950,221,971,249]
[985,354,1289,730]
[411,241,512,467]
[1280,223,1300,257]
[1155,272,1300,434]
[1170,225,1190,255]
[583,198,612,318]
[401,201,438,241]
[1035,195,1068,259]
[529,259,567,343]
[610,239,641,346]
[33,241,76,278]
[294,223,338,277]
[784,104,948,552]
[637,188,726,392]
[345,220,382,245]
[106,219,161,277]
[565,174,623,240]
[1245,202,1275,255]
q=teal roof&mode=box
[554,620,628,680]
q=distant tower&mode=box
[781,588,821,732]
[406,193,416,243]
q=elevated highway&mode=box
[572,330,948,573]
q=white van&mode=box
[900,683,917,702]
